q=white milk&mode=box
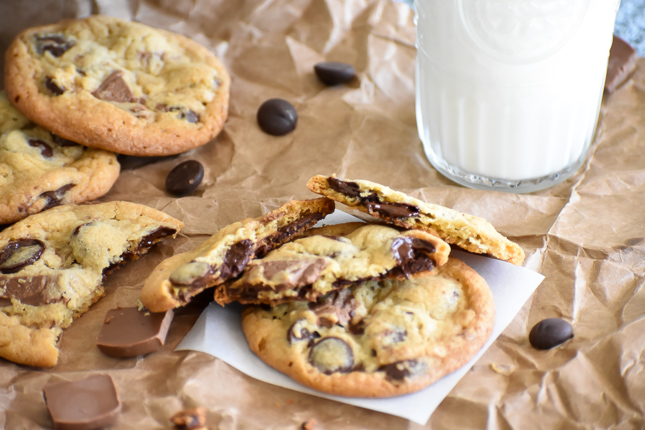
[415,0,620,192]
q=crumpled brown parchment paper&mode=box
[1,0,644,429]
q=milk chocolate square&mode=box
[97,307,173,357]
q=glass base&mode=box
[423,145,587,193]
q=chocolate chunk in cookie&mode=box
[308,175,525,265]
[141,198,335,312]
[215,223,450,306]
[0,91,120,225]
[0,201,183,367]
[242,258,495,397]
[5,15,230,156]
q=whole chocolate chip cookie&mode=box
[307,175,525,265]
[4,15,230,156]
[0,91,120,224]
[0,201,183,367]
[214,223,450,306]
[140,198,335,312]
[242,257,495,397]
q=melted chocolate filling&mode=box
[0,239,45,274]
[38,184,76,210]
[327,178,421,218]
[255,212,324,258]
[0,274,59,306]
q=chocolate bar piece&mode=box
[605,34,638,94]
[97,307,173,357]
[43,374,121,430]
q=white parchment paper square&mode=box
[177,211,544,425]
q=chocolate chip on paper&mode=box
[166,160,204,196]
[256,98,298,136]
[314,62,355,85]
[528,318,574,350]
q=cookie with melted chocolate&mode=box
[242,258,495,397]
[4,15,230,156]
[0,91,119,224]
[307,175,525,265]
[140,198,335,312]
[0,201,183,367]
[213,223,450,306]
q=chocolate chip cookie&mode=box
[307,175,525,265]
[242,257,495,397]
[0,201,183,367]
[140,198,335,312]
[214,223,450,306]
[0,91,119,224]
[4,15,230,156]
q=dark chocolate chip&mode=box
[39,184,75,210]
[92,70,136,103]
[308,337,354,374]
[365,201,419,218]
[529,318,574,350]
[166,160,204,196]
[256,98,297,136]
[35,34,75,57]
[378,359,425,381]
[139,227,177,248]
[0,239,45,274]
[390,237,436,278]
[218,240,254,280]
[326,177,380,203]
[314,62,355,86]
[45,77,65,96]
[27,139,54,157]
[287,318,317,344]
[255,212,324,258]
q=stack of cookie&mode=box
[0,15,232,367]
[141,175,524,398]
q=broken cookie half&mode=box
[0,201,183,367]
[140,198,335,312]
[214,223,450,306]
[307,175,524,265]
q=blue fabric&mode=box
[615,0,645,56]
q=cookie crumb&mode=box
[170,406,207,430]
[490,363,512,375]
[301,418,317,430]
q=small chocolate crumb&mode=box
[170,406,207,430]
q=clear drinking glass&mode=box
[415,0,621,193]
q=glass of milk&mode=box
[415,0,621,193]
